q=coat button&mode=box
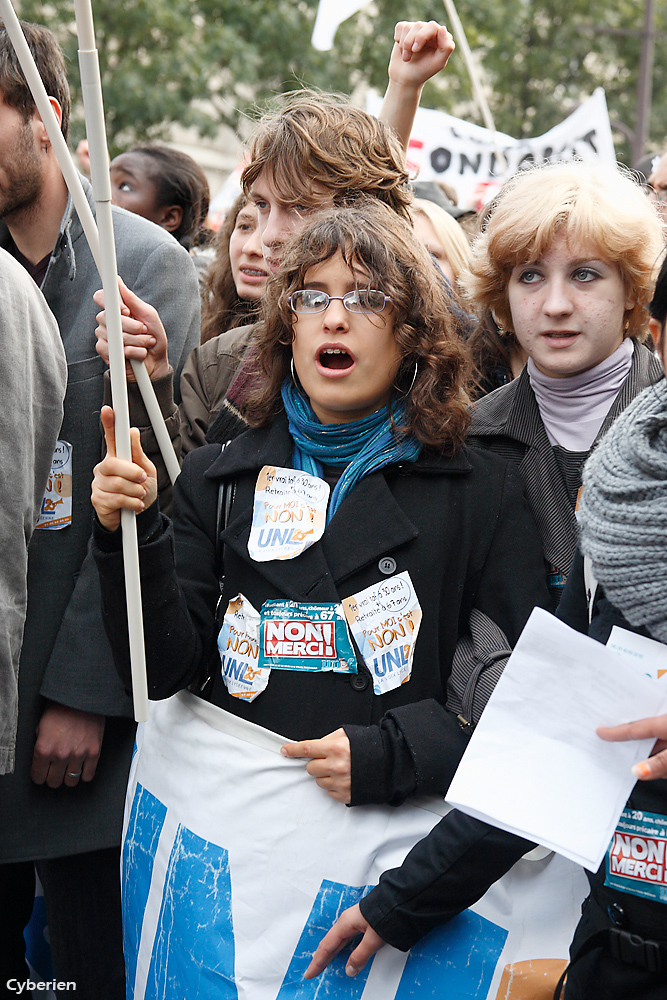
[378,557,396,575]
[350,673,369,691]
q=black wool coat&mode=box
[94,414,550,806]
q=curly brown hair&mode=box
[200,194,260,344]
[244,201,471,452]
[242,91,412,222]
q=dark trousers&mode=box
[0,860,34,988]
[0,847,125,1000]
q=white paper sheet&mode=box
[447,608,667,872]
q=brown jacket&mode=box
[116,323,256,508]
[179,323,256,454]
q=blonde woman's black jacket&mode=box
[469,341,663,594]
[93,414,550,807]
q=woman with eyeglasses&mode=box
[91,199,548,816]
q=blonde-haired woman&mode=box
[410,197,471,287]
[465,160,664,606]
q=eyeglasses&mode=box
[288,288,392,314]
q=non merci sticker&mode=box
[605,807,667,902]
[35,440,72,530]
[217,594,270,702]
[248,466,329,562]
[259,600,356,674]
[343,571,422,695]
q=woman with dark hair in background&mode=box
[109,143,210,249]
[200,193,267,344]
[467,311,526,399]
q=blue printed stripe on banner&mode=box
[395,909,508,998]
[145,825,238,1000]
[122,783,167,999]
[276,879,372,998]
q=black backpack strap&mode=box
[189,442,236,697]
[552,894,667,998]
[214,439,236,604]
[215,466,236,589]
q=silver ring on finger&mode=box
[66,769,82,778]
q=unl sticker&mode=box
[259,600,356,674]
[248,466,329,562]
[217,595,270,702]
[35,440,72,530]
[343,572,422,696]
[605,808,667,902]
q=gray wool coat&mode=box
[0,177,200,862]
[0,249,67,776]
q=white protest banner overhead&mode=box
[122,691,588,999]
[311,0,368,51]
[368,88,616,210]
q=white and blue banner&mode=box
[122,692,588,999]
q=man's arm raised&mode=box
[379,21,455,151]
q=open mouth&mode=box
[319,348,354,371]
[241,267,267,278]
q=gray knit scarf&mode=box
[580,377,667,640]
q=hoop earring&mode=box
[290,357,301,388]
[404,360,418,396]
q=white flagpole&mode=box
[0,1,179,487]
[72,0,149,721]
[441,0,508,178]
[0,1,150,721]
[74,0,180,487]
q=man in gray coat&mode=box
[0,21,200,997]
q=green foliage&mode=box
[13,0,667,163]
[17,0,221,152]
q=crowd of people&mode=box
[3,12,667,1000]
